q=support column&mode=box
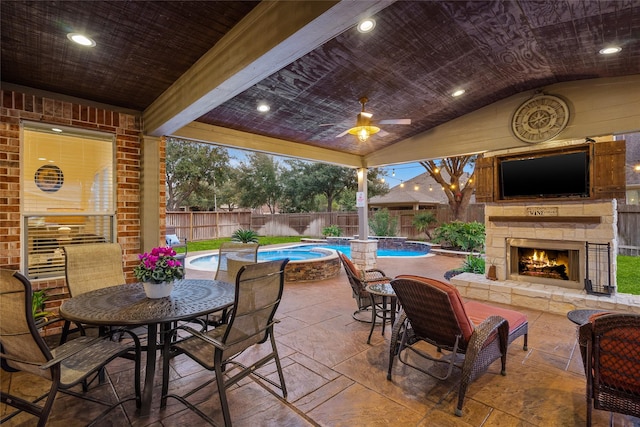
[140,135,164,252]
[352,167,378,270]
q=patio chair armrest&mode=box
[363,269,389,282]
[169,324,228,351]
[462,315,509,379]
[40,328,138,370]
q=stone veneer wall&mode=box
[0,89,160,334]
[284,256,341,282]
[484,199,617,288]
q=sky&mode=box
[225,146,426,186]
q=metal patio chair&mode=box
[337,251,391,322]
[161,259,289,426]
[0,269,141,427]
[388,275,529,417]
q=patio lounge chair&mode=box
[161,259,289,426]
[337,251,392,322]
[388,275,529,417]
[0,269,141,427]
[579,312,640,426]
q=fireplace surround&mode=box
[506,238,584,289]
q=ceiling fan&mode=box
[334,97,411,142]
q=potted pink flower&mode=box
[134,246,184,298]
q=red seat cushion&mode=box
[464,300,528,335]
[339,252,362,279]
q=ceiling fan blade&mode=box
[319,123,338,127]
[378,118,411,125]
[336,129,350,138]
[377,129,389,137]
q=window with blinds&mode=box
[21,122,116,279]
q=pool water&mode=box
[188,243,430,271]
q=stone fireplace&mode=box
[484,199,617,292]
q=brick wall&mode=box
[0,89,151,334]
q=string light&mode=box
[429,185,433,191]
[400,180,405,188]
[392,169,395,177]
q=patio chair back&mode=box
[63,242,125,296]
[580,313,640,426]
[0,269,51,379]
[392,275,474,351]
[221,258,288,359]
[214,242,259,283]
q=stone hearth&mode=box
[451,273,640,316]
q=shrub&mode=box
[369,209,398,237]
[32,290,52,321]
[461,254,485,274]
[322,225,342,237]
[432,221,485,252]
[231,228,259,243]
[412,211,437,239]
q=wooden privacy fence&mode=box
[166,205,484,241]
[618,204,640,255]
[166,204,639,255]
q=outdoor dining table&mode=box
[59,279,235,416]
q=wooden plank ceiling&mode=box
[2,1,639,165]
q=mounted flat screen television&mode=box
[500,151,590,199]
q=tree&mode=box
[280,161,389,212]
[165,138,230,210]
[235,153,282,214]
[216,169,241,211]
[419,156,476,221]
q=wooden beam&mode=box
[173,122,364,168]
[144,0,394,136]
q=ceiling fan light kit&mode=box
[337,97,411,142]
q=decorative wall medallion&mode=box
[511,94,569,144]
[34,164,64,192]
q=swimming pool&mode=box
[187,242,431,278]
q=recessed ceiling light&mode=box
[599,46,621,55]
[67,33,96,47]
[357,18,376,33]
[257,103,270,113]
[452,89,466,97]
[51,128,63,133]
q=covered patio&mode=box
[2,253,636,426]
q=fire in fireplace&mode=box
[506,238,583,288]
[517,248,569,280]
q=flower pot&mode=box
[143,281,174,299]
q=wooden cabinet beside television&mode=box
[475,141,625,203]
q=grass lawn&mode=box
[616,255,640,295]
[179,236,305,253]
[178,238,640,295]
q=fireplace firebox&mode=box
[506,238,584,289]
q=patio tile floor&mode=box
[2,253,639,426]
